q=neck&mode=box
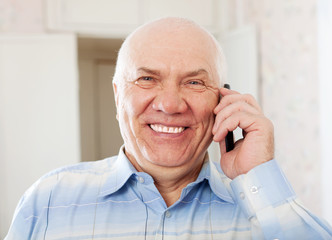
[125,150,205,207]
[153,164,202,206]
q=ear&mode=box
[113,82,119,120]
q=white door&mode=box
[79,58,123,162]
[220,25,258,99]
[208,26,258,162]
[0,34,80,238]
[96,63,123,159]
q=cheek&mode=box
[117,88,151,142]
[118,87,154,119]
[189,94,218,122]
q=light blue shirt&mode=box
[5,147,332,239]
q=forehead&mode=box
[125,25,218,77]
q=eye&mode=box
[184,79,207,91]
[141,76,154,81]
[134,76,157,89]
[188,80,202,85]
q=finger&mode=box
[220,86,240,95]
[213,111,265,142]
[213,112,241,142]
[214,93,261,115]
[214,88,240,113]
[212,101,261,134]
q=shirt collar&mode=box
[99,147,234,204]
[192,153,234,203]
[99,146,137,196]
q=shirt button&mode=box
[250,186,259,194]
[239,192,245,200]
[165,210,171,218]
[137,176,145,184]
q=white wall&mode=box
[318,0,332,225]
[0,34,81,237]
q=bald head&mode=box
[112,18,223,174]
[113,17,226,87]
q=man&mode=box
[6,17,332,239]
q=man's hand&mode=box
[212,87,274,179]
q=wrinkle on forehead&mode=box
[114,17,226,88]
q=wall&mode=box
[0,1,46,237]
[231,0,321,215]
[318,0,332,225]
[0,1,81,238]
[0,0,44,33]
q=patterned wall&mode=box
[238,0,321,215]
[0,0,44,33]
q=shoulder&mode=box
[7,156,120,238]
[44,155,118,177]
[20,156,119,209]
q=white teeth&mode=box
[150,124,185,133]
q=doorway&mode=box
[78,37,123,161]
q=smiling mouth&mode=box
[149,124,186,134]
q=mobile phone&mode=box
[223,84,234,152]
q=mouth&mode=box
[149,124,187,134]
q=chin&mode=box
[144,146,195,168]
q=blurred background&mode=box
[1,0,332,237]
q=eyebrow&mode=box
[184,69,209,78]
[136,67,209,78]
[136,67,161,76]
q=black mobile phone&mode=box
[223,84,234,152]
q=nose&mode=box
[152,86,188,114]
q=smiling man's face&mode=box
[114,19,220,173]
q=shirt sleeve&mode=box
[230,159,332,239]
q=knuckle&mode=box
[243,94,255,103]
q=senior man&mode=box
[6,17,332,240]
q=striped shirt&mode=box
[5,147,332,239]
